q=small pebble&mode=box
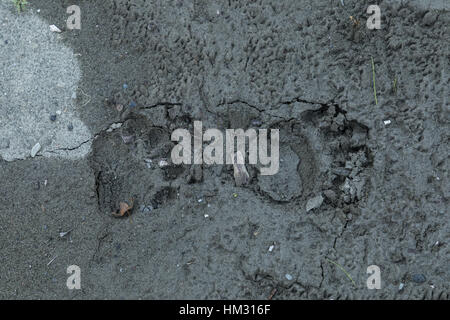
[323,189,337,202]
[285,274,293,281]
[144,159,153,169]
[251,119,262,126]
[109,123,122,130]
[50,114,57,122]
[306,194,324,212]
[423,11,437,26]
[158,160,169,168]
[411,274,426,284]
[140,205,153,214]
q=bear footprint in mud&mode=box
[258,104,371,209]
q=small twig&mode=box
[186,258,196,265]
[392,76,398,94]
[59,229,73,238]
[47,256,58,266]
[268,288,277,300]
[326,258,356,287]
[371,57,378,105]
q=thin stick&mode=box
[393,76,397,94]
[268,288,277,300]
[371,57,378,105]
[326,258,356,287]
[47,256,58,266]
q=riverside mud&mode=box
[0,0,448,299]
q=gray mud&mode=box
[0,0,448,299]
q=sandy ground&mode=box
[0,0,448,299]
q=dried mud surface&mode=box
[0,0,448,299]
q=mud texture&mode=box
[0,0,448,299]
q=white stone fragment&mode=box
[49,25,61,33]
[306,194,324,212]
[30,143,41,158]
[158,159,169,168]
